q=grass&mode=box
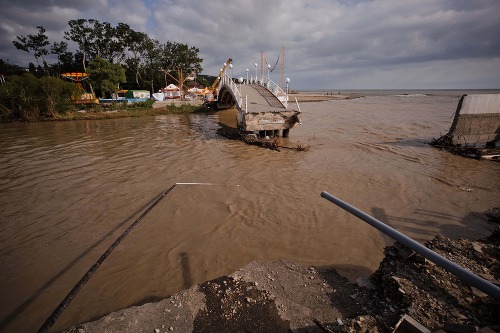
[40,102,214,122]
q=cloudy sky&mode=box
[1,0,499,90]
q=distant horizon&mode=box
[294,88,500,96]
[297,88,500,91]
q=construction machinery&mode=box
[204,58,232,102]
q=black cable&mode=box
[37,183,178,333]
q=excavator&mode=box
[204,58,232,102]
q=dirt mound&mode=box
[319,231,500,332]
[192,276,289,332]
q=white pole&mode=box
[286,77,290,109]
[321,191,500,300]
[267,64,271,86]
[254,63,258,84]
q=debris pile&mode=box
[431,135,500,161]
[317,230,500,332]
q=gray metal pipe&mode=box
[320,191,500,300]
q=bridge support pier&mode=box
[255,129,289,138]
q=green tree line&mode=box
[0,19,207,121]
[9,19,204,93]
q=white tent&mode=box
[152,92,165,101]
[162,84,181,99]
[164,83,179,91]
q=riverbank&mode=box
[60,92,361,122]
[291,92,363,102]
[0,92,360,123]
[64,226,500,333]
[41,102,211,121]
[0,100,210,123]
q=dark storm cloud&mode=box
[0,0,151,66]
[300,1,500,67]
[149,0,500,88]
[0,0,109,64]
[1,0,499,88]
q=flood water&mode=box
[1,90,499,332]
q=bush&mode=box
[0,74,81,121]
[0,74,39,121]
[39,76,81,116]
[126,99,154,109]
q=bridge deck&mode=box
[217,77,301,137]
[239,84,296,113]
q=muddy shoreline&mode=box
[290,92,363,103]
[0,91,359,123]
[64,224,500,333]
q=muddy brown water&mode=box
[1,91,499,332]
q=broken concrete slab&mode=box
[393,314,431,333]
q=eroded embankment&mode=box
[64,220,500,333]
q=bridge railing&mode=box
[220,75,247,113]
[254,77,288,108]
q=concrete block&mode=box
[393,314,430,333]
[394,242,415,259]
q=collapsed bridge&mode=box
[215,73,301,139]
[432,94,500,160]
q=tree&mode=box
[65,19,128,70]
[51,41,75,74]
[12,26,50,74]
[196,75,209,88]
[11,20,204,93]
[124,30,149,86]
[86,57,126,98]
[64,19,93,71]
[160,42,203,82]
[88,19,121,62]
[104,22,130,63]
[140,38,163,93]
[155,42,203,92]
[0,59,24,76]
